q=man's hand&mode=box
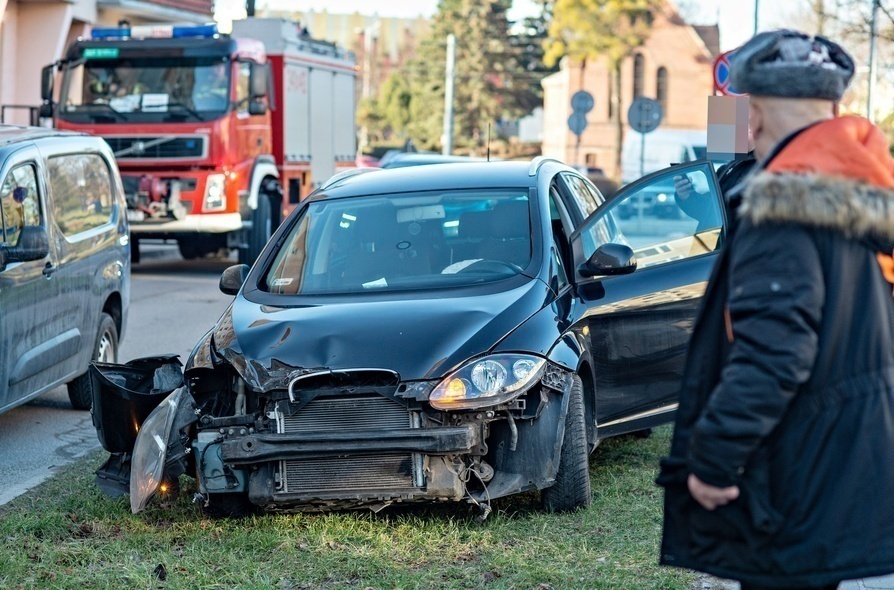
[687,474,740,511]
[674,175,694,200]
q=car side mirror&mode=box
[578,243,636,277]
[248,100,267,116]
[2,226,50,266]
[219,264,250,295]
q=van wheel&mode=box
[542,374,592,512]
[67,313,118,410]
[239,193,272,266]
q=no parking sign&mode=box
[713,50,747,97]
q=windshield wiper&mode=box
[164,101,204,121]
[83,102,129,121]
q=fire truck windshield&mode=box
[58,56,231,123]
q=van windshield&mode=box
[262,190,532,295]
[58,56,230,123]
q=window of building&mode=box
[657,67,669,117]
[633,54,645,99]
[47,154,115,237]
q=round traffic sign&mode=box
[713,50,746,97]
[628,97,662,134]
[568,112,588,136]
[571,90,594,114]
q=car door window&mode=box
[560,173,605,222]
[0,164,41,247]
[572,161,723,274]
[47,154,115,237]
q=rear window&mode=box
[263,189,532,295]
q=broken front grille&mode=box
[275,393,424,497]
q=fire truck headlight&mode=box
[204,174,226,212]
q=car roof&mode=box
[380,153,490,168]
[315,160,564,200]
[0,125,86,149]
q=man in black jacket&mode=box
[659,30,894,590]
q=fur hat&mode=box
[731,30,855,101]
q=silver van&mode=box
[0,126,129,414]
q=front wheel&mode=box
[542,374,591,512]
[239,192,273,266]
[67,312,118,410]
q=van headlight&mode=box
[204,174,226,211]
[429,354,546,410]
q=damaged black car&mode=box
[91,157,727,517]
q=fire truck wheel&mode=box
[241,193,272,265]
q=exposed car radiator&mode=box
[275,394,423,494]
[277,395,411,432]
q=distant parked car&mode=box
[91,157,727,517]
[0,126,129,414]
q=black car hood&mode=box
[212,280,554,391]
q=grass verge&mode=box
[0,425,695,590]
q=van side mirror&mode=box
[579,243,636,278]
[1,226,50,267]
[219,264,250,295]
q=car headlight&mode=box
[429,354,546,410]
[130,387,186,514]
[203,174,226,211]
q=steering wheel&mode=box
[456,259,524,274]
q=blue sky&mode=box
[215,0,802,52]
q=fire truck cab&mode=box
[43,21,356,264]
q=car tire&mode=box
[239,192,273,266]
[542,374,592,513]
[178,239,201,260]
[201,493,254,519]
[67,312,118,410]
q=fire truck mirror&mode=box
[248,100,267,116]
[249,63,267,99]
[41,64,54,102]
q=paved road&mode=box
[0,245,236,505]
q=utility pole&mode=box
[754,0,759,35]
[361,21,381,100]
[442,34,456,156]
[868,0,880,121]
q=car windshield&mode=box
[263,190,532,295]
[59,56,230,122]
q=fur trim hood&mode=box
[741,172,894,247]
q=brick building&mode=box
[541,3,719,177]
[0,0,214,126]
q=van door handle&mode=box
[42,262,57,277]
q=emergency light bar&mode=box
[91,24,219,40]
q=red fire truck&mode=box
[41,19,357,263]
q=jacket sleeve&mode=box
[688,221,824,487]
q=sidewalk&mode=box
[697,573,894,589]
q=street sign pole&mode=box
[640,131,646,179]
[568,90,594,167]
